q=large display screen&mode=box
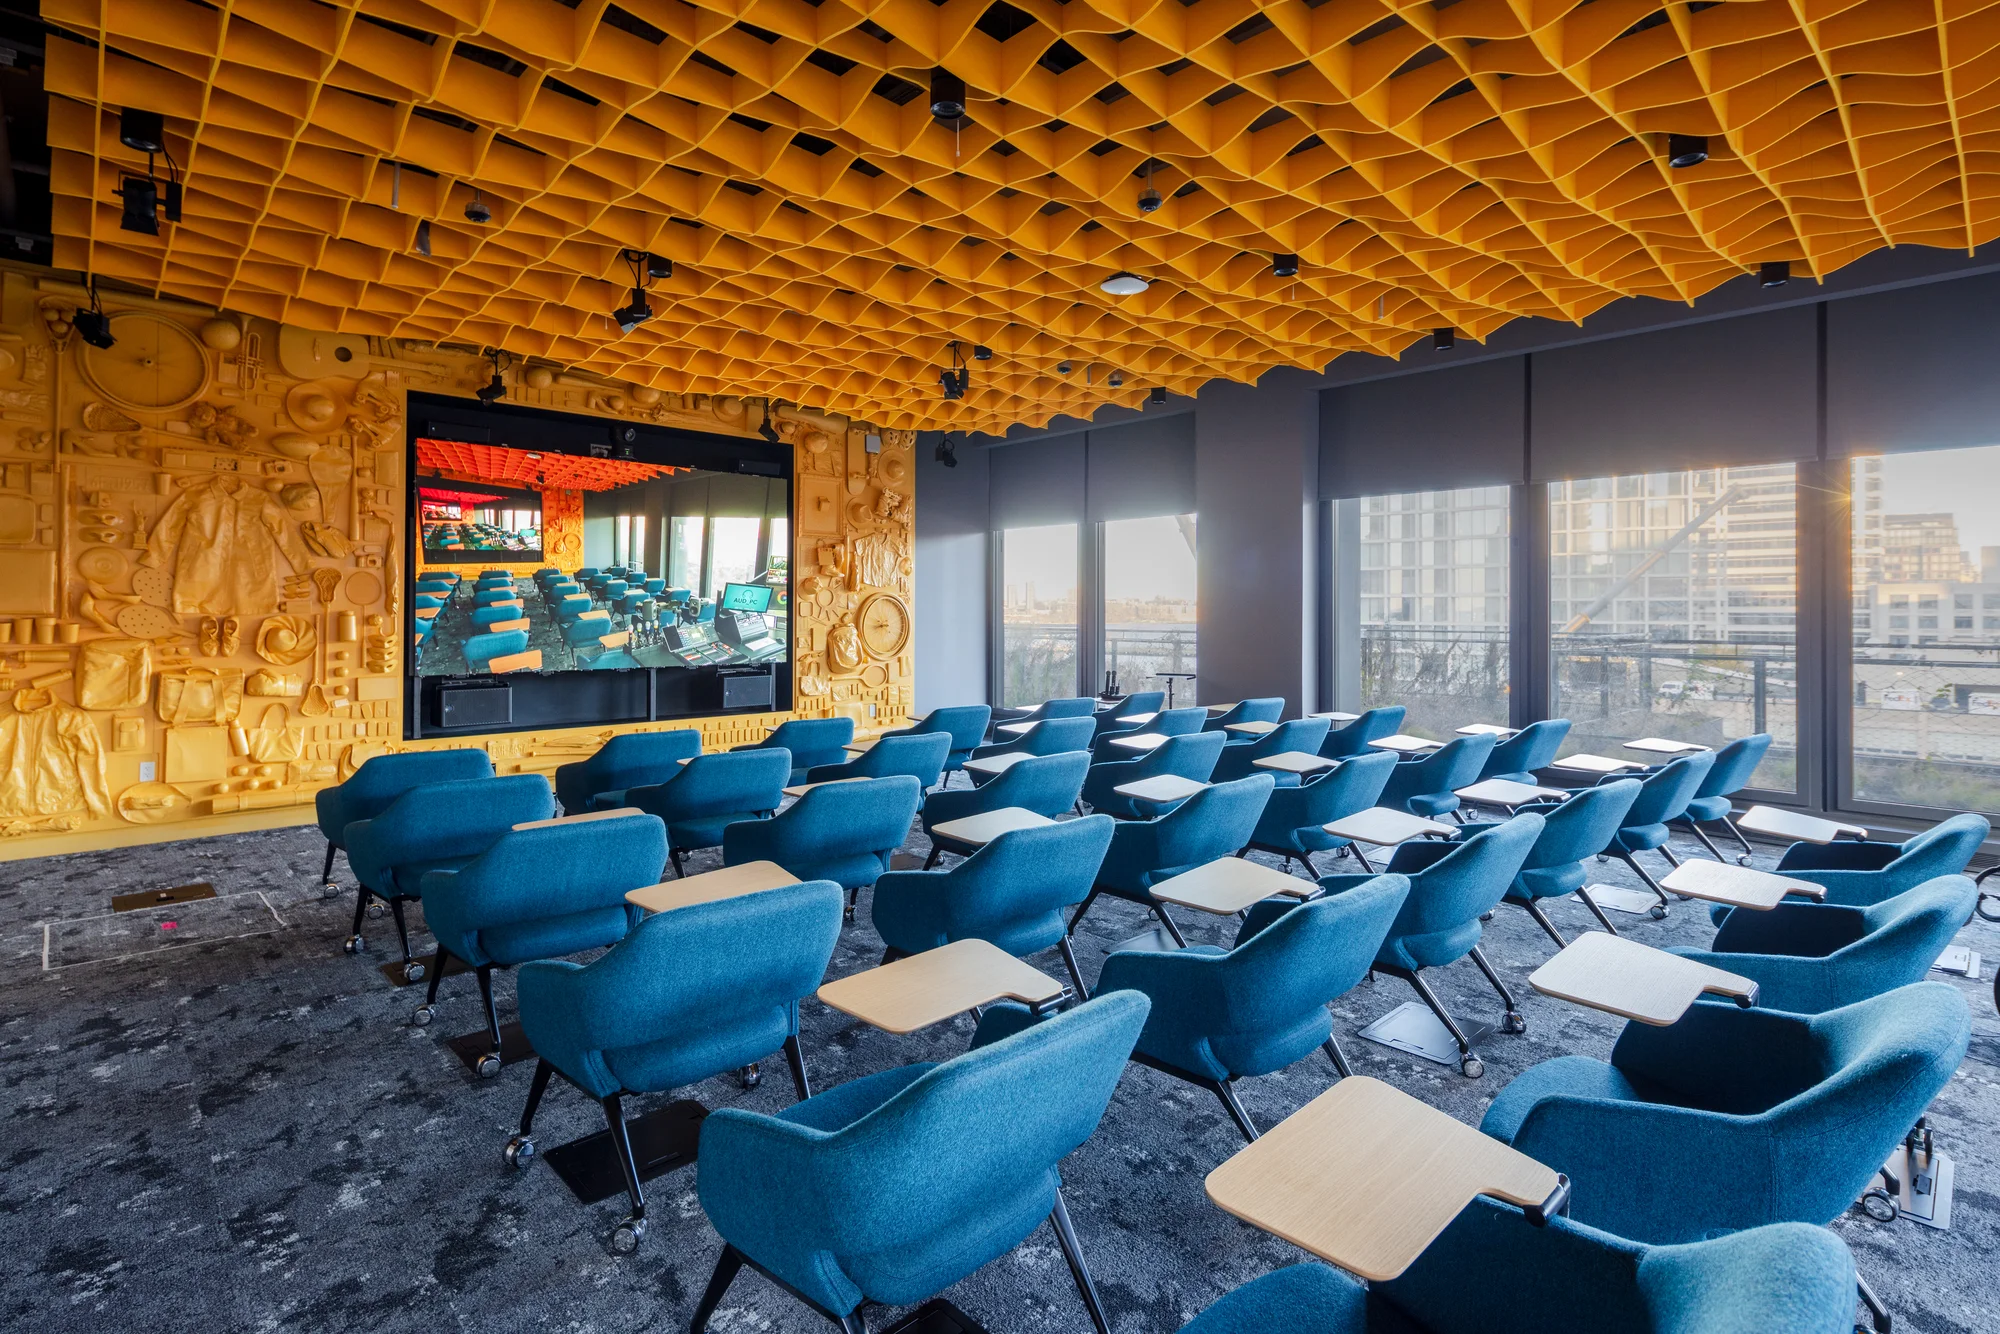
[412,432,790,681]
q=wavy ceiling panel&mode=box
[41,0,2000,433]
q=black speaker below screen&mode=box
[722,672,775,711]
[439,684,513,729]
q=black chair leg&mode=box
[1468,946,1525,1032]
[1575,887,1621,936]
[387,897,415,963]
[602,1093,647,1252]
[1616,851,1672,917]
[1350,844,1377,872]
[1322,1036,1352,1079]
[783,1033,812,1101]
[1057,935,1088,999]
[1683,820,1728,861]
[1658,844,1682,870]
[504,1058,555,1168]
[464,965,503,1077]
[690,1245,746,1333]
[1403,968,1485,1077]
[669,848,687,879]
[1067,888,1101,937]
[1299,852,1324,879]
[320,840,338,890]
[413,945,450,1024]
[1516,897,1569,948]
[922,847,941,870]
[345,885,370,952]
[1208,1078,1259,1142]
[1047,1187,1111,1334]
[1722,816,1755,858]
[1153,903,1188,948]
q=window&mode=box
[1550,464,1796,791]
[1000,523,1080,706]
[667,516,704,591]
[1850,447,2000,812]
[1357,486,1509,736]
[1102,514,1196,695]
[615,514,632,568]
[630,515,647,574]
[768,516,789,579]
[706,517,761,596]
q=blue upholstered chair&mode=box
[1488,779,1642,946]
[474,587,519,608]
[804,732,953,799]
[1766,812,1989,908]
[470,604,521,632]
[413,593,447,614]
[1070,774,1275,946]
[1477,718,1571,783]
[1244,749,1398,876]
[920,751,1091,856]
[1595,751,1715,916]
[463,628,529,673]
[1319,705,1405,758]
[414,579,453,598]
[1094,873,1411,1141]
[1668,875,1978,1014]
[413,812,665,1075]
[1092,690,1167,737]
[1378,733,1498,819]
[575,566,600,582]
[1321,813,1543,1077]
[1677,733,1772,860]
[1210,716,1334,786]
[1178,1206,1862,1334]
[690,991,1151,1334]
[1087,705,1207,763]
[968,714,1098,779]
[625,749,791,874]
[554,593,593,622]
[875,816,1116,994]
[735,716,857,785]
[1482,982,1970,1245]
[1202,698,1283,733]
[1079,730,1226,820]
[988,694,1099,735]
[342,774,554,980]
[560,615,614,666]
[875,705,993,783]
[725,774,923,911]
[509,878,845,1250]
[314,748,493,902]
[555,729,703,813]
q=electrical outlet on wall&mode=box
[139,761,156,782]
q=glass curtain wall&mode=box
[706,516,762,596]
[667,516,703,591]
[1549,464,1797,789]
[1000,523,1081,705]
[1850,446,2000,813]
[1102,514,1197,696]
[1358,487,1510,737]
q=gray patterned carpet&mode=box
[1,810,1996,1334]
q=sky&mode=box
[1875,444,2000,556]
[1002,515,1198,604]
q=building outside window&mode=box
[1851,446,2000,812]
[1549,464,1797,790]
[706,517,761,596]
[1000,523,1080,705]
[1356,486,1509,736]
[667,515,704,591]
[1101,514,1196,697]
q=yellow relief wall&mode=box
[0,263,917,861]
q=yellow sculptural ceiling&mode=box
[41,0,2000,433]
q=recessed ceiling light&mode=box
[1100,272,1149,296]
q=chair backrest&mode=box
[1222,873,1411,1022]
[556,594,593,621]
[857,732,953,785]
[1322,705,1405,756]
[940,816,1117,936]
[425,813,667,937]
[1891,811,1990,878]
[1033,696,1100,721]
[1693,733,1771,798]
[1383,812,1544,938]
[1024,715,1098,754]
[470,605,518,629]
[1151,774,1276,867]
[562,618,610,648]
[340,749,495,824]
[464,628,528,670]
[1527,779,1641,870]
[1481,718,1571,779]
[1206,698,1284,731]
[588,730,703,784]
[782,775,923,853]
[576,567,599,579]
[1624,751,1716,827]
[1110,690,1166,718]
[367,773,555,861]
[1846,875,1982,988]
[1386,733,1496,804]
[415,579,452,595]
[640,749,791,819]
[1146,729,1228,781]
[983,751,1092,815]
[1290,748,1398,824]
[764,716,858,758]
[1151,706,1209,738]
[916,705,993,751]
[1245,715,1331,757]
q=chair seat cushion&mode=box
[477,905,637,968]
[1685,795,1733,822]
[1407,792,1461,818]
[1513,863,1586,901]
[1376,919,1484,972]
[1612,822,1671,853]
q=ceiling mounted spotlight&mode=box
[1108,370,1124,388]
[119,107,164,154]
[972,345,993,361]
[1137,159,1162,215]
[935,433,960,468]
[1666,134,1709,169]
[74,278,115,350]
[1759,261,1791,288]
[1100,271,1149,297]
[1056,360,1073,376]
[1432,327,1456,351]
[930,68,967,124]
[1272,253,1299,278]
[118,175,160,236]
[465,189,492,223]
[112,106,181,235]
[413,219,432,257]
[939,341,970,400]
[474,350,507,404]
[1148,387,1168,407]
[642,252,673,280]
[613,248,662,333]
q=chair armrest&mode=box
[1775,841,1899,872]
[722,818,778,864]
[1315,873,1382,896]
[1709,901,1865,958]
[697,1108,850,1307]
[1664,947,1832,1013]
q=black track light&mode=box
[972,345,992,361]
[614,249,663,333]
[1272,253,1299,278]
[75,279,115,349]
[1056,360,1073,375]
[117,175,160,235]
[643,252,673,280]
[465,190,492,224]
[935,434,959,468]
[475,351,507,404]
[1667,134,1709,169]
[119,107,165,154]
[1108,370,1124,388]
[1138,185,1162,214]
[614,285,654,334]
[414,219,432,257]
[930,68,967,124]
[940,341,971,399]
[1148,387,1168,407]
[1432,327,1456,351]
[1759,261,1791,288]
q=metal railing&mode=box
[999,622,1196,706]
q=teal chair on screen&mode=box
[413,812,665,1076]
[690,991,1151,1334]
[624,749,791,874]
[554,729,703,813]
[470,604,520,632]
[509,878,845,1251]
[464,628,529,673]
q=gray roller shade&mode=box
[1320,356,1526,498]
[1086,415,1196,519]
[987,431,1086,528]
[1828,271,2000,456]
[1529,304,1819,480]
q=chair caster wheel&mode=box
[1501,1012,1526,1035]
[367,902,387,920]
[1736,855,1753,867]
[610,1216,647,1254]
[504,1135,536,1169]
[475,1053,503,1079]
[1478,911,1493,922]
[1860,1189,1898,1222]
[1460,1057,1484,1079]
[403,961,426,984]
[322,881,341,899]
[412,1004,435,1027]
[737,1063,762,1090]
[342,935,364,955]
[1648,903,1668,921]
